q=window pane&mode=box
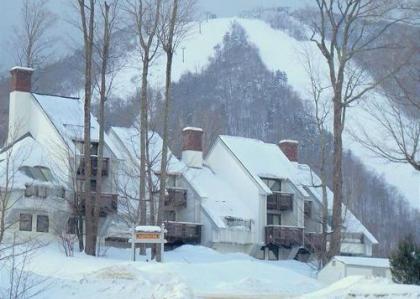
[36,215,49,233]
[166,175,176,188]
[164,210,176,221]
[19,214,32,231]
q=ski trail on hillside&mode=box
[110,17,419,208]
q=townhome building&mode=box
[0,67,119,240]
[0,67,377,260]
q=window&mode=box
[261,178,281,192]
[225,216,252,230]
[164,210,176,221]
[36,215,49,233]
[19,213,32,231]
[24,184,35,197]
[76,141,99,155]
[90,179,97,190]
[166,175,177,188]
[19,166,55,183]
[36,166,54,182]
[267,214,281,225]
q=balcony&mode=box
[78,192,118,217]
[164,188,187,209]
[77,156,110,177]
[265,225,303,247]
[267,192,293,211]
[304,232,324,251]
[164,221,201,244]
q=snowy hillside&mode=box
[109,17,419,208]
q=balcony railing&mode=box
[77,156,110,177]
[304,232,324,251]
[267,192,293,211]
[78,192,118,216]
[164,188,187,209]
[164,221,201,244]
[265,225,303,247]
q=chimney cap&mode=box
[279,139,298,144]
[183,127,203,132]
[10,66,34,72]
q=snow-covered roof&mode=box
[109,126,185,174]
[184,165,253,228]
[334,256,390,268]
[0,135,61,189]
[218,135,308,196]
[32,93,101,143]
[296,164,378,244]
[136,225,161,232]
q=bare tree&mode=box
[77,0,97,256]
[125,0,162,255]
[0,125,31,248]
[301,47,331,266]
[11,0,56,68]
[93,0,120,257]
[309,0,406,258]
[1,234,49,299]
[354,73,420,171]
[156,0,195,262]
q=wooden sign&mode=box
[130,224,167,262]
[136,232,160,240]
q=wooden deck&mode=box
[265,225,303,247]
[165,221,202,244]
[77,156,110,177]
[304,232,324,251]
[77,192,118,216]
[164,188,187,209]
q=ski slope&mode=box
[111,17,419,209]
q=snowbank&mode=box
[0,244,321,298]
[304,276,420,299]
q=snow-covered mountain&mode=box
[108,17,419,209]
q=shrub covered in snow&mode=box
[390,235,420,285]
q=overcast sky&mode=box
[0,0,312,71]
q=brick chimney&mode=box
[10,66,34,92]
[182,127,203,168]
[278,140,299,162]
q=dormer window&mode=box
[75,141,99,155]
[166,174,177,188]
[261,178,282,192]
[19,166,55,182]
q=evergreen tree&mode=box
[389,235,420,285]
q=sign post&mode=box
[130,223,166,262]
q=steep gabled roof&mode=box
[184,165,254,228]
[109,126,185,174]
[218,135,308,196]
[32,93,117,157]
[32,93,99,142]
[296,163,378,244]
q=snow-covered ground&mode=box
[109,17,419,209]
[1,244,419,299]
[0,244,321,298]
[303,275,420,299]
